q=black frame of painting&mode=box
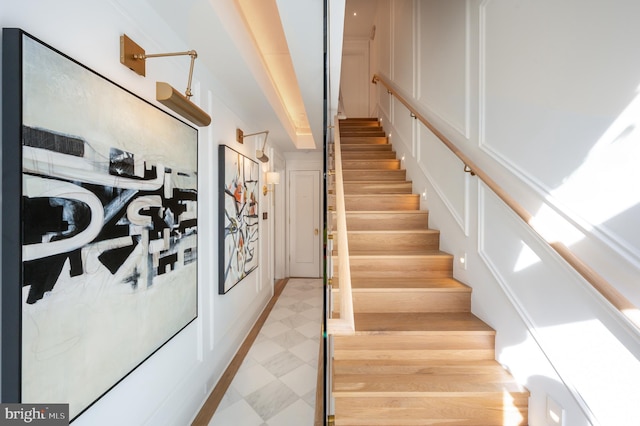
[1,28,199,420]
[218,145,260,294]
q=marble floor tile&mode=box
[266,399,315,426]
[208,399,264,426]
[248,339,286,363]
[271,329,308,349]
[289,339,320,364]
[302,388,317,407]
[300,307,323,321]
[267,307,296,321]
[209,279,323,425]
[279,363,318,397]
[215,384,243,412]
[287,301,314,313]
[262,351,305,378]
[279,313,311,329]
[246,380,299,421]
[232,363,277,397]
[260,321,291,338]
[295,321,323,339]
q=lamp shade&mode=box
[266,172,280,185]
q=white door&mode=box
[288,170,321,277]
[341,40,370,117]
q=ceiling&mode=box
[343,0,379,39]
[145,0,348,154]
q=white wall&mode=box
[0,1,280,424]
[366,0,640,424]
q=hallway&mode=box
[207,278,323,426]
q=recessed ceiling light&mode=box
[353,12,357,16]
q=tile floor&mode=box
[209,278,324,426]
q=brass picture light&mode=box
[120,34,211,127]
[236,129,270,163]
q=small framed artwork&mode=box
[2,28,198,420]
[218,145,260,293]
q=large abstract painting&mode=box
[218,145,259,293]
[1,29,198,420]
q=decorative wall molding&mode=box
[417,125,468,235]
[480,137,640,270]
[477,0,491,151]
[477,181,640,424]
[415,0,471,140]
[476,0,640,270]
[392,97,414,153]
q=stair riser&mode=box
[333,335,496,361]
[340,120,382,124]
[343,231,440,252]
[332,212,429,231]
[341,151,397,160]
[342,182,413,194]
[333,291,471,314]
[334,397,528,426]
[341,131,386,138]
[343,170,406,181]
[340,137,388,145]
[339,127,384,133]
[342,160,400,170]
[333,360,508,376]
[334,256,453,279]
[345,195,420,211]
[339,121,381,128]
[339,144,392,151]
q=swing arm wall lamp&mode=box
[236,129,270,163]
[120,34,211,127]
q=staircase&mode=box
[329,118,529,425]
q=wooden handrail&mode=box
[372,73,640,332]
[327,118,356,335]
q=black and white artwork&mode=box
[1,29,198,420]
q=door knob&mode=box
[314,228,319,236]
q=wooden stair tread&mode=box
[333,376,528,396]
[342,167,408,172]
[344,193,419,200]
[353,312,495,334]
[345,277,470,291]
[342,160,401,170]
[334,358,503,373]
[342,170,406,178]
[332,229,439,242]
[341,153,398,160]
[343,250,452,257]
[344,229,438,235]
[340,137,388,144]
[341,210,428,214]
[340,127,383,130]
[339,144,392,150]
[340,180,410,184]
[342,159,399,163]
[341,132,386,137]
[341,181,413,194]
